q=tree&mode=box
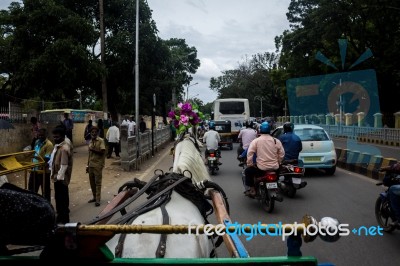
[209,52,286,117]
[0,0,201,121]
[0,0,102,105]
[277,0,400,125]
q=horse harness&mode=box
[106,171,217,258]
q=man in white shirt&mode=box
[128,117,136,136]
[106,122,120,158]
[237,121,258,166]
[202,121,222,165]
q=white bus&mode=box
[212,98,250,133]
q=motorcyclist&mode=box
[244,121,285,197]
[237,120,258,166]
[380,162,400,228]
[202,121,222,165]
[278,122,302,161]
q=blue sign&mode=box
[286,69,380,127]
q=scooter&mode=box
[278,159,307,198]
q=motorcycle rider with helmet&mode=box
[237,120,258,166]
[279,122,302,161]
[202,121,222,165]
[244,121,285,197]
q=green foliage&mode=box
[0,0,200,122]
[277,0,400,121]
[209,52,286,117]
[0,0,102,102]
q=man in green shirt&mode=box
[87,126,106,207]
[28,128,54,201]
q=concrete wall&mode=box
[0,124,31,154]
[0,122,88,155]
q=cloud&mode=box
[148,0,291,103]
[0,0,291,104]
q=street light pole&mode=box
[284,100,288,121]
[254,96,266,118]
[134,0,140,164]
[171,51,197,106]
[186,82,199,101]
[77,89,82,109]
[334,79,343,134]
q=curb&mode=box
[138,143,174,182]
[356,136,400,147]
[336,147,398,180]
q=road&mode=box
[209,143,400,266]
[24,140,398,264]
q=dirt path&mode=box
[6,142,174,223]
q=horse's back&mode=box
[106,191,212,258]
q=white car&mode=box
[271,124,337,175]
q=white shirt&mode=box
[106,126,120,143]
[238,128,258,149]
[202,129,221,150]
[128,121,136,136]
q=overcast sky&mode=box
[0,0,292,104]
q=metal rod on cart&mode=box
[57,223,311,235]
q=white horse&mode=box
[105,134,213,258]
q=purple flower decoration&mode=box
[169,101,205,135]
[181,103,192,113]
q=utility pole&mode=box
[135,0,140,164]
[254,96,266,118]
[99,0,108,115]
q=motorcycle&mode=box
[375,170,400,232]
[242,165,283,213]
[278,159,307,198]
[206,148,220,175]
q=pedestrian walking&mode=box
[87,126,106,207]
[62,112,74,143]
[106,121,120,158]
[84,119,93,145]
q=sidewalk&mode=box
[7,141,175,223]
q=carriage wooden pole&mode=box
[208,189,249,258]
[92,188,138,225]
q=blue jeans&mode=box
[388,184,400,221]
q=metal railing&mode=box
[119,125,172,171]
[276,122,400,143]
[318,125,400,142]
